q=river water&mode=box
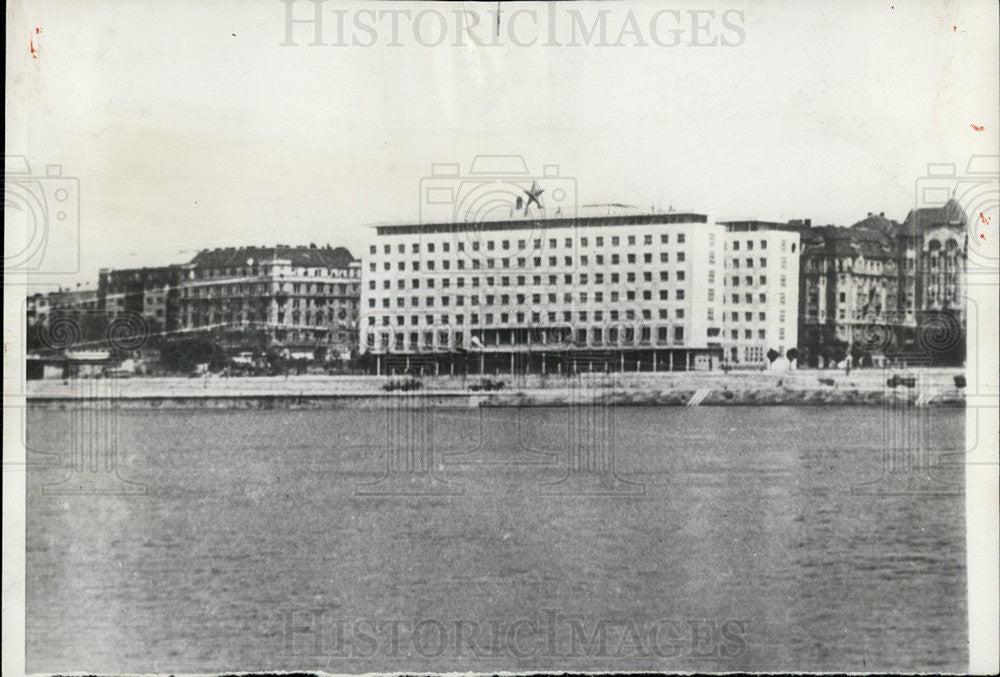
[25,405,966,672]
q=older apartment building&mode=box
[97,264,186,335]
[360,210,735,374]
[798,217,905,367]
[797,201,968,367]
[177,245,361,355]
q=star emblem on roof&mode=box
[523,181,545,213]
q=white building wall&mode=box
[360,216,726,355]
[721,228,800,365]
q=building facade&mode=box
[719,221,803,366]
[26,292,51,330]
[360,212,727,374]
[97,264,186,337]
[797,203,967,367]
[177,245,361,357]
[905,199,968,365]
[798,220,898,367]
[26,287,102,352]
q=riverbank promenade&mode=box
[24,368,967,408]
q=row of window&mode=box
[924,257,962,270]
[728,311,781,323]
[368,288,692,309]
[183,313,351,327]
[368,251,689,272]
[729,275,771,287]
[183,327,352,345]
[183,298,353,311]
[109,272,179,283]
[727,329,774,340]
[182,283,357,297]
[367,305,695,327]
[366,288,793,309]
[728,275,788,290]
[367,270,691,291]
[367,325,689,349]
[728,238,796,253]
[191,267,358,280]
[370,233,690,257]
[366,307,786,327]
[729,293,772,305]
[802,258,909,273]
[804,309,914,322]
[727,257,790,269]
[364,268,790,292]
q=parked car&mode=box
[231,351,255,366]
[382,378,423,392]
[886,374,917,388]
[469,378,506,392]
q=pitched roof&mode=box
[190,245,357,269]
[801,224,896,260]
[903,199,968,231]
[850,213,902,236]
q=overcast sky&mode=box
[6,0,999,292]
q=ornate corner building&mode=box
[797,201,968,368]
[88,245,360,357]
[176,245,361,355]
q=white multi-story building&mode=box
[718,221,802,366]
[360,210,727,374]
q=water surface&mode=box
[26,405,967,672]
